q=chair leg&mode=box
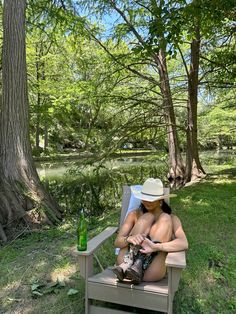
[85,297,91,314]
[85,298,88,314]
[168,295,173,314]
[85,281,89,314]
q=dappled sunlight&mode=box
[13,304,34,314]
[175,195,210,209]
[205,271,218,285]
[1,301,34,314]
[1,297,34,314]
[34,259,47,269]
[194,199,209,207]
[196,267,220,287]
[57,221,75,231]
[0,245,82,314]
[213,177,235,185]
[0,280,22,297]
[0,279,32,314]
[50,264,77,282]
[180,196,192,203]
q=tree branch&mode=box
[109,0,146,46]
[88,31,161,86]
[177,45,190,78]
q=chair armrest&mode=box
[74,226,118,279]
[76,226,118,256]
[165,250,186,268]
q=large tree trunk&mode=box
[44,124,49,149]
[185,25,205,183]
[0,0,62,242]
[156,49,185,188]
[35,43,45,150]
[35,45,41,149]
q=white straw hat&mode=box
[131,178,176,202]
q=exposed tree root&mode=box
[0,223,7,243]
[0,178,62,244]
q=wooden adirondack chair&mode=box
[76,186,186,314]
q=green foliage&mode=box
[198,90,236,149]
[46,161,168,217]
[0,0,234,161]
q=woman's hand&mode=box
[127,234,146,246]
[140,238,160,254]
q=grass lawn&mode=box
[0,165,235,314]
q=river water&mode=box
[36,150,236,180]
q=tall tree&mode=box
[77,0,186,186]
[78,0,235,186]
[182,0,235,181]
[180,21,206,182]
[148,0,186,186]
[0,0,62,242]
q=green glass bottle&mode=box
[77,208,87,251]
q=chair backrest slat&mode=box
[119,186,131,227]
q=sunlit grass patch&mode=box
[50,265,77,283]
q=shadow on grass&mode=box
[210,166,236,177]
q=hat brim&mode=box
[131,186,177,202]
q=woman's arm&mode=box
[160,215,188,252]
[140,215,188,253]
[114,210,145,248]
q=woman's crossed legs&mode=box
[117,212,172,282]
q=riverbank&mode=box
[33,149,159,162]
[0,164,235,313]
[33,148,236,167]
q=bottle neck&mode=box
[79,208,85,216]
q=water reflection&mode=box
[106,156,160,169]
[36,150,236,179]
[36,155,159,178]
[36,161,75,178]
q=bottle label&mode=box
[78,234,87,251]
[77,210,87,251]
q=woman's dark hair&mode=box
[140,200,172,215]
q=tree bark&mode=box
[44,124,49,149]
[35,43,46,150]
[185,25,205,182]
[0,0,62,242]
[35,45,41,149]
[155,49,185,188]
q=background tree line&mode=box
[26,0,235,181]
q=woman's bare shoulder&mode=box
[171,214,181,223]
[171,214,187,237]
[170,214,184,230]
[126,209,140,219]
[119,209,139,232]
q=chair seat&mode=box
[87,268,169,312]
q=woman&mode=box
[112,178,188,284]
